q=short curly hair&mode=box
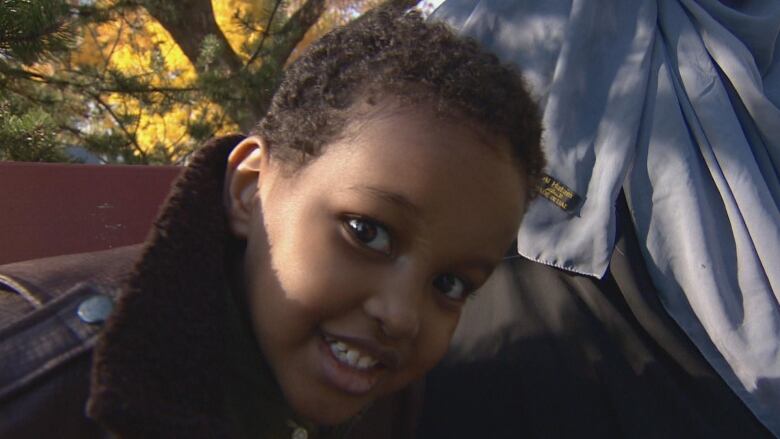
[253,7,545,199]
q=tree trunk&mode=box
[140,0,419,132]
[140,0,243,73]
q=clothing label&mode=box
[536,173,583,213]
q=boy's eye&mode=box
[432,274,469,301]
[346,218,391,255]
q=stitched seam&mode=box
[0,287,88,336]
[0,274,43,307]
[515,248,605,278]
[0,288,98,400]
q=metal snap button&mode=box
[291,427,308,439]
[77,294,114,324]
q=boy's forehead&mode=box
[309,104,523,200]
[283,110,524,238]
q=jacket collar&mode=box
[87,135,246,437]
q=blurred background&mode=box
[0,0,443,165]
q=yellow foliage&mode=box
[71,8,195,85]
[111,13,195,85]
[135,100,234,162]
[68,4,238,159]
[61,0,360,161]
[212,0,267,60]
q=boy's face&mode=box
[226,104,526,425]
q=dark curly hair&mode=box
[253,6,545,199]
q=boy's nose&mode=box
[363,272,422,340]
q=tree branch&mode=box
[91,93,148,163]
[100,18,126,79]
[265,0,326,66]
[234,0,325,130]
[243,0,283,69]
[1,64,196,94]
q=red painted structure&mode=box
[0,162,181,265]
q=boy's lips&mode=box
[317,331,401,395]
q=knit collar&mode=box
[87,135,245,437]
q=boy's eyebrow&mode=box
[348,185,421,215]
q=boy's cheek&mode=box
[291,252,373,316]
[271,221,360,308]
[382,317,459,395]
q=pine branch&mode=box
[1,64,197,94]
[90,93,148,163]
[0,0,74,63]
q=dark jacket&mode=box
[0,136,421,438]
[0,245,140,438]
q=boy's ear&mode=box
[224,136,268,238]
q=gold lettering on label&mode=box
[537,173,581,213]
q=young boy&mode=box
[0,7,543,438]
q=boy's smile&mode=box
[226,103,527,425]
[319,330,395,394]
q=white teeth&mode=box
[357,356,376,369]
[327,339,379,370]
[334,341,348,352]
